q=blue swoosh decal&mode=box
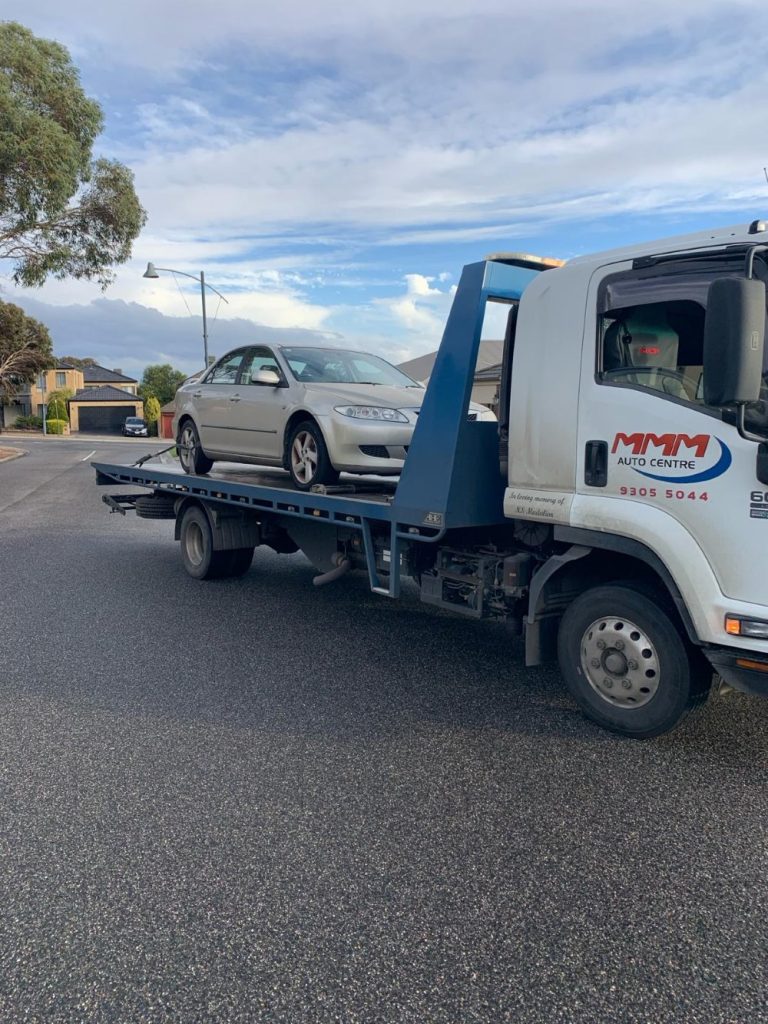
[634,437,732,483]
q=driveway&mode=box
[1,440,767,1023]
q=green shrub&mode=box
[13,414,43,430]
[46,418,68,434]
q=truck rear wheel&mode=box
[179,505,252,580]
[557,584,709,738]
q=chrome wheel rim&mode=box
[179,425,196,470]
[580,616,660,708]
[291,431,318,484]
[185,520,204,565]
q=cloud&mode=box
[383,274,454,340]
[4,295,337,377]
[3,0,768,369]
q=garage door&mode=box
[78,406,136,433]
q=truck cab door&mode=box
[575,259,765,612]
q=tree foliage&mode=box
[139,363,186,406]
[45,388,73,420]
[0,300,53,397]
[58,355,97,368]
[0,22,146,287]
[144,394,161,434]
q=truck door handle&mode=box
[585,440,608,487]
[229,394,241,403]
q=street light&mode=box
[142,262,229,368]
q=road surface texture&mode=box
[1,439,767,1024]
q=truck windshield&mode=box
[281,347,420,387]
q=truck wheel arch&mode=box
[528,527,699,660]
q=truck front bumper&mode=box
[705,647,768,697]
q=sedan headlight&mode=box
[334,406,409,423]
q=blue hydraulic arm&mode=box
[393,259,540,531]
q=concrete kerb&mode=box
[0,446,27,463]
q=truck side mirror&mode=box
[703,277,766,406]
[252,368,282,386]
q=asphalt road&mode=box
[1,439,767,1024]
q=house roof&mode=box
[474,361,503,382]
[70,386,142,403]
[398,339,505,382]
[54,359,77,369]
[82,364,138,384]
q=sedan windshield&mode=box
[126,418,145,425]
[281,347,421,387]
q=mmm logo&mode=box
[611,433,710,458]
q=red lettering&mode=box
[640,433,677,456]
[612,432,645,454]
[671,434,709,458]
[612,432,711,459]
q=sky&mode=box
[1,0,768,377]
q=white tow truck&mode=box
[94,219,768,738]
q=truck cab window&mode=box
[599,300,705,404]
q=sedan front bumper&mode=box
[318,412,414,475]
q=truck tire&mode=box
[178,419,213,476]
[179,505,239,580]
[557,584,710,738]
[225,547,254,577]
[287,420,339,491]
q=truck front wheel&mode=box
[557,584,710,738]
[179,505,253,580]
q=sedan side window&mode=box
[240,347,283,383]
[209,350,245,384]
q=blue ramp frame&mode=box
[393,259,539,530]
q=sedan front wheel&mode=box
[287,420,339,490]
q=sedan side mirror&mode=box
[252,368,282,386]
[703,276,766,406]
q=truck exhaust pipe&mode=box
[313,553,352,587]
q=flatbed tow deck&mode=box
[94,459,424,595]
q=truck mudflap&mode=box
[705,648,768,697]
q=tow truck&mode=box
[93,219,768,737]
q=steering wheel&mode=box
[602,366,688,393]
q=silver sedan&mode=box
[173,344,494,490]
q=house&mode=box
[2,360,144,433]
[69,364,143,433]
[398,339,504,411]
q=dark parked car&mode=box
[122,416,149,437]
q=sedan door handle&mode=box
[191,390,202,398]
[229,394,241,402]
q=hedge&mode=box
[13,415,43,430]
[46,418,68,434]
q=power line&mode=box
[171,272,193,318]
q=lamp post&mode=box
[142,263,228,368]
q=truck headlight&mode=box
[334,406,408,423]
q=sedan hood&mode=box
[303,382,425,411]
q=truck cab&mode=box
[502,220,768,724]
